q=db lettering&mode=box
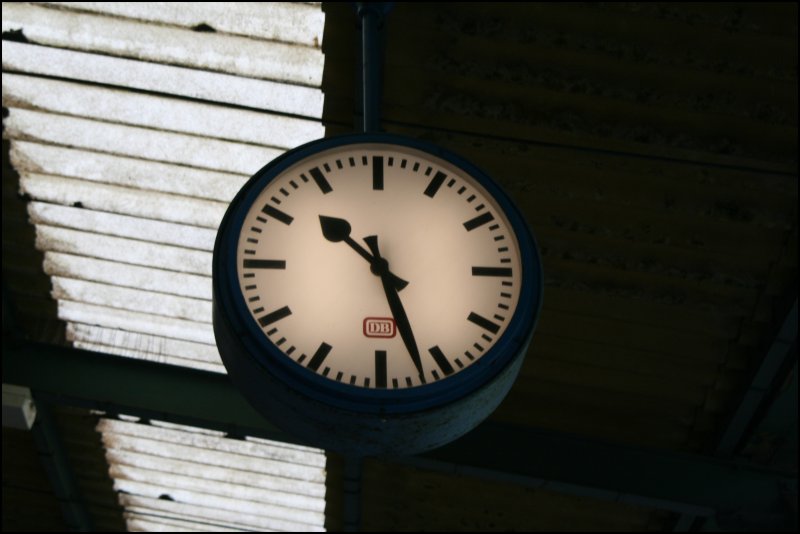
[363,317,396,338]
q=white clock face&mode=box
[235,143,522,389]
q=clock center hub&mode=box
[370,257,390,277]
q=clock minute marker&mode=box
[262,204,293,225]
[309,167,333,194]
[258,305,292,327]
[372,156,384,190]
[243,259,286,269]
[423,171,447,198]
[464,212,495,231]
[472,266,512,277]
[375,350,387,389]
[307,342,332,372]
[429,345,455,377]
[468,312,501,334]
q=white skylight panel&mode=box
[39,2,325,47]
[44,253,212,300]
[22,176,228,228]
[60,301,215,345]
[6,110,285,174]
[11,143,248,202]
[67,324,223,371]
[52,277,211,323]
[3,2,329,530]
[2,3,324,85]
[3,74,324,148]
[29,203,217,251]
[2,42,324,118]
[35,226,213,276]
[100,418,327,531]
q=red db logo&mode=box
[363,317,396,338]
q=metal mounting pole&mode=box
[342,455,363,532]
[356,3,390,133]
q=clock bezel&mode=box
[213,133,542,415]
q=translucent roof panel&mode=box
[2,2,327,531]
[99,418,326,532]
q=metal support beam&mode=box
[342,455,363,532]
[4,340,795,522]
[3,340,291,443]
[407,422,795,526]
[717,300,797,456]
[30,399,93,531]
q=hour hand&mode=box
[319,215,408,290]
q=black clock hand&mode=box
[364,235,426,384]
[319,215,408,290]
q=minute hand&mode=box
[364,235,426,384]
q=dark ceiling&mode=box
[3,2,797,531]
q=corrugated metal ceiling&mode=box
[3,2,327,531]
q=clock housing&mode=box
[213,133,542,454]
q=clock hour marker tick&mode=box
[258,305,292,327]
[243,259,286,269]
[423,171,447,198]
[309,167,332,194]
[472,266,512,277]
[372,156,384,190]
[307,342,332,372]
[468,312,500,334]
[429,345,455,376]
[463,212,495,231]
[375,350,387,388]
[261,204,293,225]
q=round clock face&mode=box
[215,135,540,414]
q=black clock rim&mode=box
[212,133,543,415]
